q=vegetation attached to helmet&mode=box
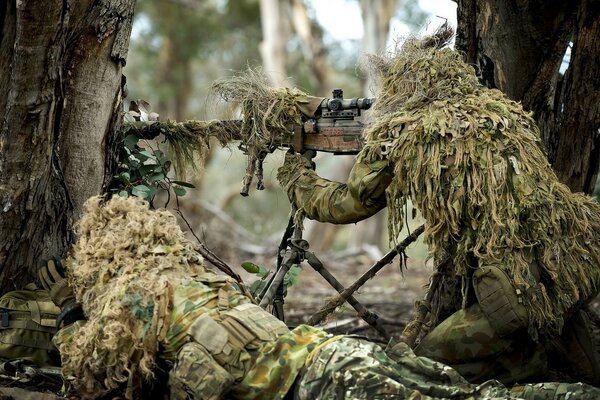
[358,32,600,339]
[58,196,206,397]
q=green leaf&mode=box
[250,279,267,297]
[284,265,301,288]
[139,150,157,160]
[241,262,270,278]
[174,186,187,196]
[118,191,129,198]
[124,134,139,149]
[117,172,130,183]
[153,150,166,163]
[131,184,156,200]
[138,164,157,176]
[148,172,165,182]
[172,180,196,188]
[257,266,270,278]
[241,261,260,274]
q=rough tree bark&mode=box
[455,0,600,193]
[0,0,135,290]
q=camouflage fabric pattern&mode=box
[169,341,234,400]
[414,305,547,385]
[510,382,600,400]
[54,273,332,400]
[54,276,600,400]
[295,337,523,399]
[231,324,332,400]
[277,153,393,224]
[161,274,251,362]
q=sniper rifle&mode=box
[227,88,374,196]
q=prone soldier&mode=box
[38,196,600,399]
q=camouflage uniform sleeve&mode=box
[52,320,86,350]
[277,153,393,224]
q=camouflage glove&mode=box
[276,151,316,195]
[39,258,85,328]
[38,258,76,309]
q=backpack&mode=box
[0,287,61,367]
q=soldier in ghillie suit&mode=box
[277,26,600,387]
[39,196,600,399]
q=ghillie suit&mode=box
[47,196,600,399]
[277,26,600,385]
[56,196,212,397]
[359,27,600,341]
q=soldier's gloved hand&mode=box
[38,258,76,309]
[39,258,85,328]
[277,151,316,190]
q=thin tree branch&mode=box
[174,198,243,284]
[308,224,425,326]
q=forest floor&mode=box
[283,254,429,341]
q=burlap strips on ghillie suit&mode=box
[358,26,600,339]
[126,69,320,187]
[58,196,207,397]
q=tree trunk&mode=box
[455,0,600,193]
[259,0,290,87]
[0,0,134,290]
[289,0,331,96]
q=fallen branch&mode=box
[174,205,243,284]
[346,318,407,335]
[308,224,425,326]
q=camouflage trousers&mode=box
[293,337,600,400]
[414,304,600,386]
[415,304,547,384]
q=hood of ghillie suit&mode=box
[58,196,207,397]
[358,28,600,339]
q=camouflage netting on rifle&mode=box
[58,196,206,397]
[126,69,319,186]
[358,26,600,339]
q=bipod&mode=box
[258,216,304,320]
[303,250,391,340]
[257,214,391,340]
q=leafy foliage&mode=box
[110,101,195,206]
[241,261,301,298]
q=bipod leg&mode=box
[256,216,295,302]
[258,260,291,312]
[305,251,391,340]
[258,246,300,316]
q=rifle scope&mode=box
[323,88,375,112]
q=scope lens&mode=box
[329,99,342,111]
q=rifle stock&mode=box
[217,117,365,155]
